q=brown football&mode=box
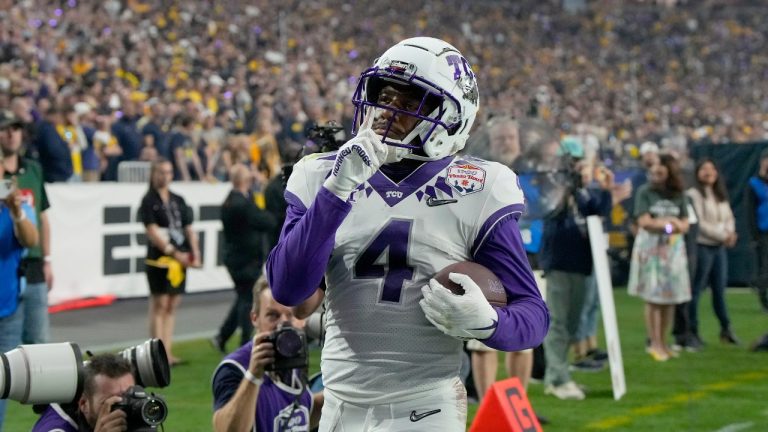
[433,261,508,307]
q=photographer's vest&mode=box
[213,341,312,431]
[750,177,768,232]
[31,404,79,431]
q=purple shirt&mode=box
[212,341,313,432]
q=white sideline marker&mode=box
[587,215,626,400]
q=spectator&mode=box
[249,111,282,181]
[110,101,143,167]
[33,353,135,432]
[168,114,205,181]
[211,164,277,354]
[139,158,201,366]
[0,110,53,346]
[687,158,738,346]
[628,154,690,362]
[34,107,74,183]
[572,165,631,366]
[58,104,92,183]
[672,186,700,351]
[748,148,768,313]
[0,144,39,430]
[200,111,227,181]
[211,276,322,432]
[91,113,122,181]
[487,116,522,168]
[540,158,613,400]
[570,275,609,368]
[139,100,169,161]
[267,37,548,429]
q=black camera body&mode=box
[111,385,168,432]
[306,121,344,153]
[264,323,308,372]
[280,121,345,190]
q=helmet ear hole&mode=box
[449,120,468,136]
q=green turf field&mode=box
[5,289,768,431]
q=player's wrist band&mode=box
[244,370,263,386]
[163,244,175,255]
[12,211,26,222]
[43,255,52,263]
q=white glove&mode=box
[419,273,499,340]
[323,127,387,201]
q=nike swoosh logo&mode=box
[426,197,458,207]
[469,319,498,331]
[410,409,442,422]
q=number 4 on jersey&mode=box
[354,219,414,303]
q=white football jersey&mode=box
[287,153,526,404]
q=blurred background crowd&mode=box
[1,0,767,185]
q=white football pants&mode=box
[319,376,467,432]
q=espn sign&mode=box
[45,182,232,305]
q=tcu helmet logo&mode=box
[446,55,479,105]
[386,190,404,199]
[446,163,486,196]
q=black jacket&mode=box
[540,187,612,275]
[221,190,277,283]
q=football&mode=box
[433,261,508,307]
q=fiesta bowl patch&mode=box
[446,163,486,196]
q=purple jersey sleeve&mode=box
[472,213,550,351]
[266,187,351,306]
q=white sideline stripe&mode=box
[83,331,217,353]
[714,422,754,432]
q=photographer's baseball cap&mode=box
[0,111,23,130]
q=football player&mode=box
[267,37,549,431]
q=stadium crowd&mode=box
[1,0,768,184]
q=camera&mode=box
[0,339,169,405]
[281,121,346,189]
[111,385,168,432]
[305,121,344,153]
[264,323,308,371]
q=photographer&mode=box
[0,130,39,430]
[539,153,614,400]
[211,276,322,432]
[33,354,135,432]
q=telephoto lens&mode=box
[0,342,83,404]
[118,339,171,388]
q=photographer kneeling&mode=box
[212,276,322,431]
[33,354,135,432]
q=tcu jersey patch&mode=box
[446,163,486,196]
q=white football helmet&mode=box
[351,37,480,160]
